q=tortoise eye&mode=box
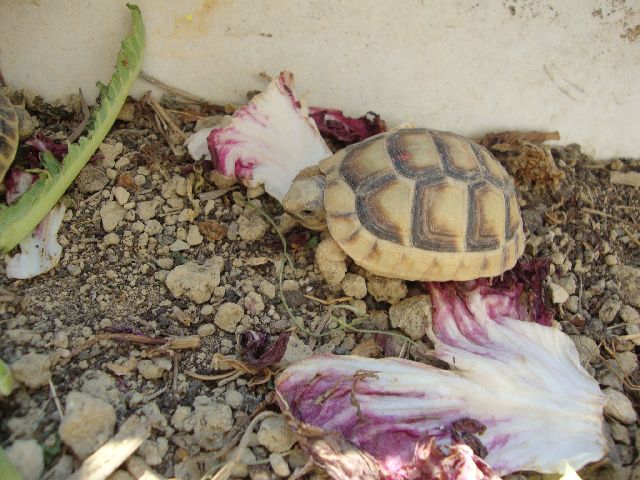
[301,209,314,216]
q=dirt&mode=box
[0,93,639,480]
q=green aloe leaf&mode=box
[0,4,145,253]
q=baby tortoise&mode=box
[0,90,19,183]
[283,128,525,282]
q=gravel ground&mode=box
[0,93,638,480]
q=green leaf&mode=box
[0,4,145,253]
[0,447,23,480]
[0,358,15,396]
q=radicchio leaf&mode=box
[276,279,606,479]
[309,107,386,148]
[239,330,290,369]
[185,72,332,201]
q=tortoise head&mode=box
[282,175,327,230]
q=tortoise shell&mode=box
[0,91,19,184]
[319,128,525,281]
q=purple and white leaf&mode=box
[276,279,606,479]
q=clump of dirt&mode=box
[0,93,638,480]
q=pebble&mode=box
[244,291,265,316]
[192,402,234,449]
[280,334,313,365]
[178,208,198,223]
[565,295,580,313]
[598,297,622,324]
[186,225,203,245]
[169,239,190,252]
[603,388,637,425]
[197,323,215,336]
[200,304,214,316]
[389,295,432,340]
[315,237,347,289]
[58,391,116,459]
[53,330,69,349]
[548,282,569,304]
[269,453,291,477]
[619,305,639,324]
[76,164,109,193]
[615,265,640,308]
[214,302,244,333]
[257,414,296,453]
[108,471,135,480]
[229,448,256,478]
[100,201,126,232]
[259,280,276,299]
[10,353,51,389]
[155,257,174,270]
[137,358,171,380]
[145,219,163,236]
[366,274,407,304]
[570,335,599,369]
[238,214,269,241]
[224,389,244,409]
[81,370,122,405]
[137,199,159,220]
[341,273,367,299]
[6,439,44,480]
[99,142,124,167]
[171,406,193,432]
[138,438,168,466]
[104,232,120,246]
[113,186,130,205]
[555,274,577,296]
[605,254,618,266]
[614,351,638,376]
[165,259,223,304]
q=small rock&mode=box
[169,239,190,252]
[214,302,244,333]
[341,273,367,299]
[605,254,618,266]
[171,406,193,432]
[224,389,244,409]
[81,370,122,405]
[389,295,432,340]
[609,421,631,445]
[244,291,265,316]
[6,439,44,480]
[192,402,234,449]
[598,297,622,324]
[280,334,313,365]
[257,414,296,453]
[186,225,203,246]
[548,282,569,304]
[107,471,135,480]
[104,232,120,246]
[228,448,256,478]
[603,388,637,425]
[137,199,159,220]
[200,304,214,316]
[614,351,638,376]
[616,265,640,308]
[100,201,126,232]
[137,359,169,380]
[625,323,640,346]
[619,305,639,324]
[247,184,266,198]
[54,330,69,349]
[137,437,168,466]
[113,186,130,205]
[48,454,74,480]
[99,142,124,167]
[238,214,269,241]
[155,257,173,270]
[565,295,580,313]
[76,164,109,193]
[269,453,291,477]
[259,280,276,299]
[366,274,407,304]
[178,208,198,223]
[197,324,215,336]
[555,274,577,296]
[144,219,163,236]
[59,391,116,459]
[315,237,347,289]
[165,259,223,304]
[11,353,51,389]
[570,335,599,369]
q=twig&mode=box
[204,411,277,480]
[68,88,91,143]
[148,96,187,141]
[141,71,212,104]
[582,207,639,229]
[154,114,181,157]
[49,378,64,419]
[304,294,352,305]
[622,225,640,248]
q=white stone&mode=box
[113,186,130,205]
[6,439,44,480]
[257,414,296,453]
[165,259,223,304]
[100,201,125,232]
[58,391,116,459]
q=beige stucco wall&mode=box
[1,0,639,158]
